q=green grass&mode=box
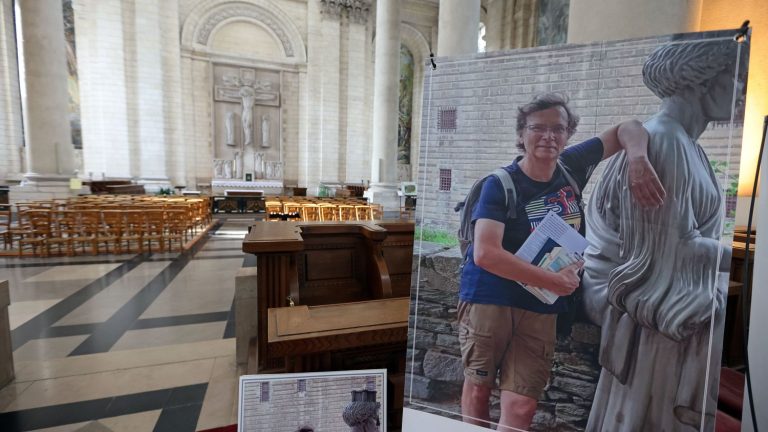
[415,226,459,246]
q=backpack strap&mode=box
[491,168,517,219]
[556,160,582,206]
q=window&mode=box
[260,382,270,402]
[478,22,486,53]
[366,376,376,391]
[439,169,452,191]
[438,107,457,132]
[297,379,307,396]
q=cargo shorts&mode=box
[457,301,556,400]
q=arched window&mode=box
[398,45,414,166]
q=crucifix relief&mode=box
[216,71,279,146]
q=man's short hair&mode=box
[516,93,579,151]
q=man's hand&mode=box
[547,262,583,296]
[628,155,666,208]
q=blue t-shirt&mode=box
[459,137,604,313]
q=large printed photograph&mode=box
[404,29,750,432]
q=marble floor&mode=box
[0,217,257,431]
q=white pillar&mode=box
[16,0,75,179]
[437,0,480,57]
[0,0,23,181]
[368,0,401,211]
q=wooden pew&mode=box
[241,220,414,373]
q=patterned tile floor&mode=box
[0,217,257,431]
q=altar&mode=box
[211,180,283,196]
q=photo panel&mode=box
[239,369,387,432]
[405,29,749,432]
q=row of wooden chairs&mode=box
[263,199,382,222]
[1,195,213,256]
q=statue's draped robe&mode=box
[583,114,729,431]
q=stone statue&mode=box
[254,152,265,179]
[213,160,225,179]
[342,391,380,432]
[223,160,233,179]
[225,112,236,146]
[582,38,745,431]
[234,151,242,180]
[261,114,270,148]
[240,86,256,146]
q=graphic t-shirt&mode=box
[459,137,604,313]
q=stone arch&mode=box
[181,0,306,63]
[399,24,431,66]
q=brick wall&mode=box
[417,36,744,231]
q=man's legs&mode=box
[497,390,538,431]
[461,379,492,426]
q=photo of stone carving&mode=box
[238,371,386,432]
[398,45,414,165]
[582,37,747,432]
[225,111,236,146]
[265,161,283,180]
[240,86,256,146]
[63,0,82,149]
[223,159,233,179]
[261,114,270,148]
[343,390,381,432]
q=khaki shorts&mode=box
[457,301,556,400]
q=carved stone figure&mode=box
[582,38,745,431]
[342,391,380,432]
[234,151,242,179]
[261,114,270,148]
[223,159,233,179]
[254,152,265,179]
[240,86,256,146]
[213,159,225,179]
[225,111,236,146]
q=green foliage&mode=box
[415,226,459,246]
[156,187,173,196]
[709,160,739,197]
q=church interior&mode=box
[0,0,767,431]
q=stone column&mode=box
[16,0,75,181]
[0,0,23,182]
[368,0,401,212]
[437,0,480,57]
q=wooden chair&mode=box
[0,210,10,249]
[47,210,77,256]
[319,204,337,222]
[337,204,355,221]
[99,210,125,254]
[18,209,52,257]
[122,210,146,253]
[143,210,166,252]
[370,204,384,220]
[164,209,187,252]
[72,210,101,255]
[354,205,373,221]
[301,204,321,222]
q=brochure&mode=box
[515,210,589,304]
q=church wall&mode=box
[0,0,23,180]
[74,0,184,188]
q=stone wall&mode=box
[417,35,744,231]
[405,245,602,431]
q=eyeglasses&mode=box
[525,124,569,136]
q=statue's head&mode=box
[642,37,747,120]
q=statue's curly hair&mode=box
[642,39,737,99]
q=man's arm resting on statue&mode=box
[473,219,581,296]
[599,120,666,207]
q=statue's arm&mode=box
[598,120,666,207]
